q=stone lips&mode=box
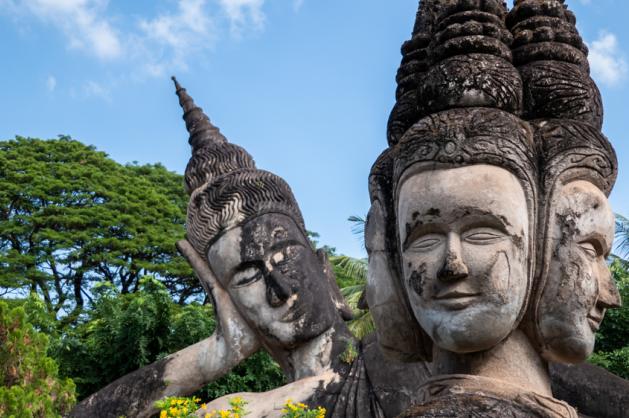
[186,168,305,259]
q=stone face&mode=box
[397,165,530,353]
[370,0,622,417]
[536,180,619,363]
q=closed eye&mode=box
[407,234,444,252]
[578,241,598,259]
[462,228,506,244]
[233,266,263,288]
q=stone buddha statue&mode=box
[507,0,622,365]
[169,78,437,418]
[367,0,622,417]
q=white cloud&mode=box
[46,75,56,92]
[138,0,215,76]
[588,31,628,87]
[218,0,266,35]
[83,80,111,101]
[13,0,122,60]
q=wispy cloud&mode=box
[588,31,628,87]
[46,75,57,92]
[218,0,266,35]
[83,80,111,102]
[0,0,300,100]
[6,0,122,60]
[138,0,216,76]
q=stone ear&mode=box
[316,249,355,321]
[366,201,433,362]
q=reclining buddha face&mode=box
[207,213,337,349]
[537,180,621,363]
[396,164,530,353]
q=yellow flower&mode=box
[219,410,230,418]
[201,403,207,409]
[160,411,167,418]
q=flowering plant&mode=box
[280,399,326,418]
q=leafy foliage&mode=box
[591,257,629,378]
[155,395,203,418]
[43,278,213,399]
[280,399,326,418]
[331,256,374,339]
[0,137,200,322]
[199,351,285,401]
[0,301,75,417]
[615,214,629,259]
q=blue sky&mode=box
[0,0,627,258]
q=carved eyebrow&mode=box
[402,212,510,251]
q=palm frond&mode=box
[346,309,375,340]
[330,255,367,284]
[348,214,367,250]
[615,214,629,260]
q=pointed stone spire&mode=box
[172,76,227,150]
[172,76,255,195]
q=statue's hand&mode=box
[176,239,260,358]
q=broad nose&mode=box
[265,269,292,307]
[596,263,622,309]
[437,232,469,282]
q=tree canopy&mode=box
[0,137,200,321]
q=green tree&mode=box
[0,137,200,322]
[52,277,215,399]
[0,301,75,417]
[590,257,629,378]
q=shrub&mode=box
[0,301,75,417]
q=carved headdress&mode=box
[507,0,618,360]
[173,77,305,258]
[369,0,538,361]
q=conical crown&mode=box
[172,77,256,195]
[507,0,602,128]
[173,78,305,256]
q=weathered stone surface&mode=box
[550,362,629,418]
[370,1,622,417]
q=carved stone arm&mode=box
[68,240,260,418]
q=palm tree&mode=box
[331,255,374,339]
[328,215,374,339]
[615,214,629,261]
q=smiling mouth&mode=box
[433,290,481,310]
[280,306,303,323]
[587,312,604,332]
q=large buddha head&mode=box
[369,0,538,357]
[174,78,352,352]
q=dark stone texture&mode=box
[68,357,169,418]
[399,393,572,418]
[550,363,629,418]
